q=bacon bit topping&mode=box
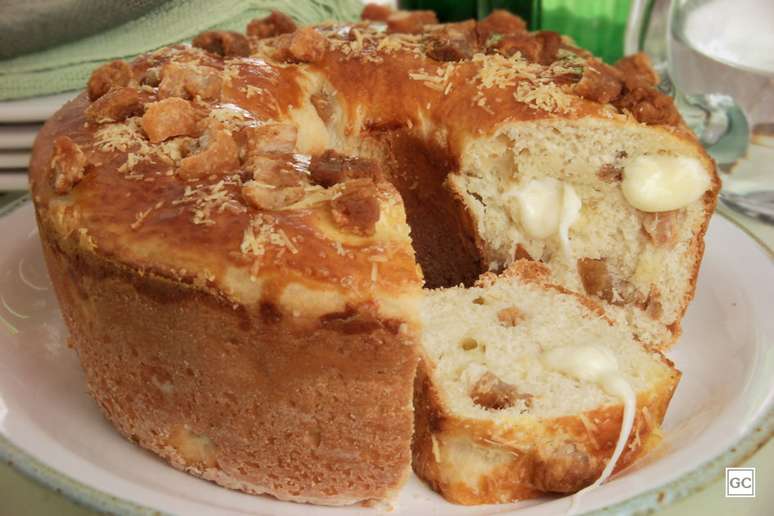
[574,61,623,104]
[310,150,382,187]
[614,79,680,125]
[476,9,527,44]
[386,10,438,34]
[613,53,679,125]
[330,179,381,236]
[577,258,614,303]
[489,31,561,65]
[246,11,297,39]
[288,27,328,63]
[50,136,87,194]
[242,181,304,210]
[641,209,684,248]
[159,62,222,101]
[497,306,525,327]
[192,31,251,57]
[426,20,477,62]
[141,66,161,87]
[361,3,392,21]
[94,116,195,175]
[616,53,659,87]
[241,123,297,157]
[248,155,306,187]
[142,97,198,143]
[87,60,132,101]
[177,128,239,179]
[84,87,143,124]
[470,372,532,410]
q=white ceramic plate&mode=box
[0,202,772,516]
[0,92,78,123]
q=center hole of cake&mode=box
[378,131,485,289]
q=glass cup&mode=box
[629,0,774,221]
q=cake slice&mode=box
[443,72,719,349]
[413,261,680,504]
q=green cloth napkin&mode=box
[0,1,171,60]
[0,0,363,101]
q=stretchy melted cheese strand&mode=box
[507,178,581,257]
[558,184,581,258]
[540,345,636,513]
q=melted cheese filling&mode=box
[541,345,636,502]
[506,178,581,257]
[621,155,710,212]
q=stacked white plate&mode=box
[0,92,78,190]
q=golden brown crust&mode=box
[30,20,706,311]
[663,185,719,345]
[38,212,418,505]
[30,91,422,318]
[413,268,681,503]
[412,353,679,504]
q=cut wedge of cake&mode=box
[413,261,680,504]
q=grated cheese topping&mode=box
[240,213,300,273]
[513,81,574,114]
[94,117,151,154]
[172,179,246,226]
[408,62,457,94]
[130,200,164,230]
[470,52,577,114]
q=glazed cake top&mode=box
[29,8,690,324]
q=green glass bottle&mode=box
[397,0,478,22]
[398,0,633,63]
[398,0,535,25]
[539,0,631,63]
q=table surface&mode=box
[0,192,771,516]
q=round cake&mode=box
[29,5,718,506]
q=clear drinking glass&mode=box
[630,0,774,221]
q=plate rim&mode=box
[0,199,772,516]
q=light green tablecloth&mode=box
[0,194,771,514]
[0,0,362,100]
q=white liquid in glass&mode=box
[680,0,774,76]
[669,0,774,195]
[669,0,774,124]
